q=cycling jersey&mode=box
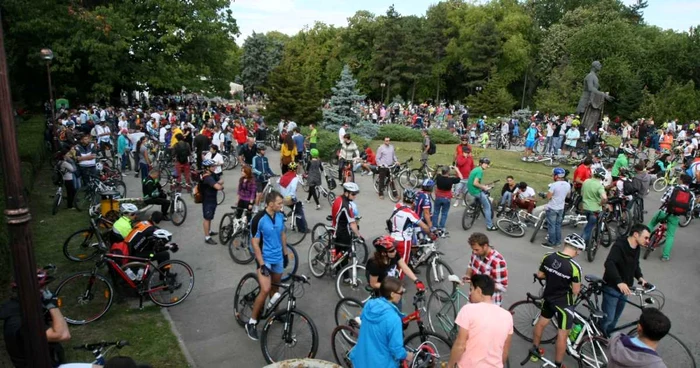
[331,196,356,244]
[413,191,432,224]
[253,210,285,265]
[539,251,582,305]
[125,221,158,253]
[389,204,420,241]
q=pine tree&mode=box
[323,65,365,128]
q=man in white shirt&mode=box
[211,125,225,151]
[545,121,554,153]
[512,181,537,214]
[287,120,297,132]
[117,116,129,132]
[203,144,224,179]
[95,121,112,157]
[159,124,168,144]
[338,123,348,144]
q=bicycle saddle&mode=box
[326,215,333,222]
[585,274,604,284]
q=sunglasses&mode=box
[394,288,406,295]
[386,248,397,254]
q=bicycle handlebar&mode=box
[532,273,545,286]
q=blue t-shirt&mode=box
[526,127,537,141]
[254,211,286,264]
[292,134,305,154]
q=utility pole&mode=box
[0,11,53,367]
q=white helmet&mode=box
[153,229,172,241]
[564,233,586,251]
[120,203,139,214]
[342,182,360,193]
[623,147,635,155]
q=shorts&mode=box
[256,181,267,193]
[202,202,217,220]
[540,299,574,330]
[525,139,535,149]
[254,259,284,274]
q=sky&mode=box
[230,0,698,44]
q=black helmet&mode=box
[257,144,267,151]
[593,167,607,179]
[479,157,491,165]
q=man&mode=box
[192,131,210,170]
[112,203,139,242]
[142,169,171,218]
[331,182,364,266]
[95,120,112,157]
[172,133,192,189]
[246,191,289,341]
[211,125,224,152]
[612,146,634,181]
[414,179,434,231]
[447,274,513,368]
[338,134,360,182]
[531,233,585,368]
[463,232,508,306]
[338,123,348,145]
[421,129,431,163]
[124,211,172,265]
[233,121,248,153]
[523,123,539,159]
[238,137,258,167]
[580,167,608,244]
[500,119,510,147]
[375,137,399,200]
[200,159,223,244]
[453,145,474,207]
[512,181,537,214]
[637,118,649,150]
[544,120,555,153]
[389,189,434,272]
[453,135,472,163]
[550,120,562,155]
[564,124,580,157]
[75,134,98,185]
[601,223,649,336]
[252,144,276,209]
[466,157,497,231]
[542,168,571,248]
[203,144,224,181]
[608,308,670,368]
[292,128,305,161]
[307,123,318,149]
[647,174,695,261]
[573,157,593,192]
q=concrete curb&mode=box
[161,308,198,367]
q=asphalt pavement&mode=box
[121,149,700,367]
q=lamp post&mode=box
[40,48,55,121]
[476,86,482,93]
[380,82,386,103]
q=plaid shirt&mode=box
[470,249,508,305]
[660,184,695,207]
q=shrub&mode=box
[350,120,380,140]
[376,124,459,144]
[428,129,460,144]
[301,126,368,161]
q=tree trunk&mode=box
[411,81,417,103]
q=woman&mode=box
[280,133,297,173]
[117,128,131,172]
[57,150,77,209]
[306,148,322,210]
[204,144,224,181]
[433,166,462,231]
[236,166,256,218]
[366,236,424,309]
[136,136,150,179]
[349,277,415,368]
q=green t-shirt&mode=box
[611,154,628,177]
[581,178,605,212]
[310,128,317,144]
[467,167,484,196]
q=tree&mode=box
[466,73,517,116]
[239,32,283,94]
[323,65,365,128]
[616,74,644,120]
[371,6,403,103]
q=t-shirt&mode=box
[201,174,219,204]
[526,127,538,141]
[612,154,628,177]
[573,164,592,189]
[211,131,224,149]
[389,204,420,241]
[254,211,286,264]
[309,128,317,144]
[454,302,513,368]
[435,176,461,199]
[546,181,571,211]
[539,252,582,305]
[204,152,224,174]
[467,167,484,196]
[366,255,400,283]
[515,186,536,200]
[581,178,606,212]
[414,192,432,222]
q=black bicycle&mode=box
[461,180,499,230]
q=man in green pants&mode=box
[647,174,695,261]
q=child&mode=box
[480,131,490,148]
[306,148,323,210]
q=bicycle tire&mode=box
[508,299,557,344]
[387,179,400,203]
[334,297,363,336]
[311,223,330,244]
[107,179,127,199]
[652,177,668,192]
[529,214,546,243]
[399,169,418,190]
[280,245,299,282]
[73,187,90,211]
[354,239,369,265]
[426,258,456,295]
[55,271,114,325]
[233,272,259,326]
[679,213,693,228]
[285,220,307,247]
[336,264,369,302]
[331,325,357,368]
[228,230,254,264]
[598,220,612,248]
[373,175,380,193]
[576,336,609,368]
[403,330,452,366]
[627,329,696,368]
[461,205,478,230]
[642,244,654,260]
[170,196,187,226]
[496,218,526,238]
[217,190,225,205]
[147,260,195,307]
[52,191,62,215]
[586,227,599,262]
[63,228,102,262]
[260,309,319,364]
[426,289,457,341]
[307,241,329,278]
[643,289,666,310]
[327,190,336,207]
[219,213,236,244]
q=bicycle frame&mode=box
[100,253,163,292]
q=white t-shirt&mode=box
[287,121,297,132]
[515,186,536,200]
[546,123,554,137]
[501,123,509,135]
[622,125,632,139]
[545,181,571,211]
[95,125,111,143]
[204,152,224,174]
[151,112,161,124]
[159,127,167,143]
[118,119,128,131]
[212,131,224,149]
[338,127,346,143]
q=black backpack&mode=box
[427,140,437,155]
[174,142,189,164]
[622,179,638,196]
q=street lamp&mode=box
[380,82,386,103]
[40,48,55,121]
[476,86,482,93]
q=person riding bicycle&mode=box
[142,169,171,219]
[647,174,695,262]
[252,144,276,209]
[414,179,435,232]
[246,191,289,341]
[389,189,436,271]
[608,308,670,368]
[580,167,608,244]
[466,157,497,231]
[530,233,585,368]
[367,236,424,309]
[612,147,634,181]
[349,277,415,367]
[331,182,364,268]
[277,161,308,233]
[113,203,139,242]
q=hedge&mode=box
[377,124,460,144]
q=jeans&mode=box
[432,197,451,229]
[120,152,129,171]
[478,191,493,228]
[581,210,598,243]
[546,209,564,245]
[601,285,628,336]
[453,179,469,198]
[499,191,513,207]
[544,136,552,153]
[550,137,562,154]
[139,162,150,180]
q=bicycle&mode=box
[52,184,65,215]
[372,163,401,202]
[283,199,309,246]
[233,273,319,364]
[396,157,418,189]
[55,241,194,325]
[408,229,455,294]
[426,274,471,343]
[67,340,131,367]
[74,174,126,211]
[652,161,682,192]
[62,214,115,262]
[497,209,545,238]
[679,198,700,227]
[164,180,188,226]
[331,237,371,301]
[308,233,368,280]
[461,180,499,230]
[642,220,666,260]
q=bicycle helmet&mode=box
[593,167,607,179]
[564,233,586,251]
[460,135,469,141]
[152,229,172,242]
[403,188,417,203]
[257,144,267,151]
[342,182,360,194]
[421,178,435,189]
[479,157,491,165]
[372,235,395,252]
[287,161,298,170]
[623,147,635,155]
[310,148,319,158]
[11,269,52,290]
[120,203,139,214]
[552,167,566,178]
[202,159,216,167]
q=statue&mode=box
[576,61,614,130]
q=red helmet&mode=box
[372,235,395,252]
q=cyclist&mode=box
[572,156,592,193]
[251,144,276,210]
[124,211,173,265]
[462,232,508,306]
[512,181,537,214]
[531,233,585,368]
[375,137,399,200]
[112,203,139,242]
[647,174,695,262]
[200,159,223,245]
[580,167,608,245]
[349,277,414,367]
[246,191,289,341]
[305,148,323,210]
[542,167,571,249]
[277,161,308,233]
[608,308,670,368]
[414,179,435,232]
[612,147,634,181]
[367,236,424,310]
[388,189,435,270]
[466,157,497,231]
[331,182,364,268]
[142,169,170,218]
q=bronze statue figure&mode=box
[576,61,613,130]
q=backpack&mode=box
[666,186,692,215]
[174,142,189,164]
[193,182,203,203]
[622,179,638,196]
[685,162,698,179]
[109,241,130,266]
[427,140,437,155]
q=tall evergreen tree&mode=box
[323,65,365,128]
[240,32,283,94]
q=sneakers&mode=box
[245,322,259,341]
[209,231,219,236]
[486,226,498,231]
[529,347,545,362]
[316,204,321,210]
[205,237,218,245]
[541,242,558,249]
[660,256,670,262]
[379,195,384,200]
[453,201,459,207]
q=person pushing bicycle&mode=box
[646,173,695,262]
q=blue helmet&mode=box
[552,167,566,178]
[421,178,435,189]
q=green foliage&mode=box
[636,79,700,122]
[350,120,380,140]
[376,124,459,144]
[240,32,285,94]
[323,65,365,127]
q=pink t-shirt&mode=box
[455,302,513,368]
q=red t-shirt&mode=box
[455,144,472,157]
[365,148,376,165]
[573,164,591,188]
[456,155,474,179]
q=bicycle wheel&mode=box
[73,187,90,211]
[336,264,369,302]
[327,190,336,207]
[399,170,419,189]
[679,213,693,227]
[576,336,609,368]
[217,190,225,205]
[426,258,456,295]
[170,196,187,226]
[307,241,329,278]
[107,179,127,199]
[147,260,195,307]
[461,205,477,230]
[334,297,364,329]
[652,177,668,192]
[52,190,62,215]
[627,330,696,368]
[229,230,254,264]
[218,213,236,244]
[353,239,369,265]
[311,223,330,244]
[496,218,526,238]
[55,272,114,325]
[331,325,357,368]
[643,289,666,310]
[403,331,452,367]
[597,220,612,248]
[529,214,546,243]
[387,179,400,203]
[285,217,307,246]
[508,299,557,344]
[260,309,319,364]
[426,289,457,341]
[63,228,102,262]
[280,245,299,282]
[234,272,259,326]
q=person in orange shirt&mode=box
[233,121,248,154]
[659,130,674,152]
[360,144,377,175]
[573,157,593,192]
[454,135,472,163]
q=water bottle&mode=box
[125,268,137,280]
[330,249,337,262]
[569,323,583,341]
[267,292,281,309]
[136,268,145,281]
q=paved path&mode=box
[121,151,700,367]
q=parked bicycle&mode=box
[67,340,131,367]
[407,229,455,294]
[74,174,126,211]
[63,214,115,262]
[164,180,188,226]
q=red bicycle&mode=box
[643,221,667,259]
